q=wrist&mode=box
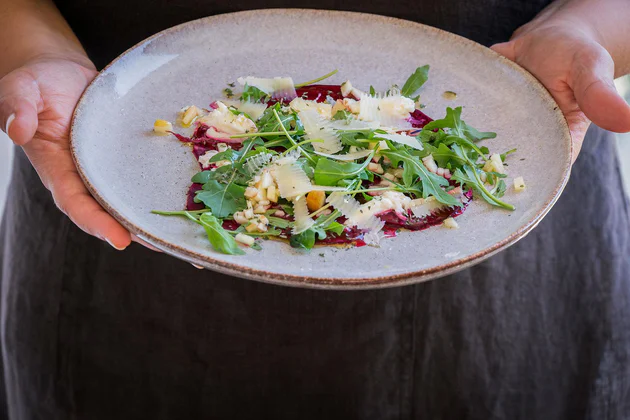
[0,2,93,77]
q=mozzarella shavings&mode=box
[376,133,424,150]
[298,109,343,154]
[292,196,315,234]
[237,76,297,100]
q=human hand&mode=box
[491,13,630,163]
[0,55,132,250]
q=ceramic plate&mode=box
[71,9,571,289]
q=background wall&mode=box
[0,79,629,218]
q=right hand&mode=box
[0,55,132,250]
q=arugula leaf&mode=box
[267,216,291,229]
[424,107,496,143]
[324,221,345,236]
[369,86,376,96]
[381,146,461,207]
[332,110,352,121]
[191,171,213,184]
[290,229,316,250]
[198,213,245,255]
[194,180,246,218]
[241,84,268,102]
[449,144,515,210]
[401,65,430,97]
[500,148,517,162]
[427,143,464,169]
[313,155,373,186]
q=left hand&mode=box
[491,18,630,163]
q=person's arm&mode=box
[0,0,131,249]
[491,0,630,161]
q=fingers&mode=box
[131,234,163,253]
[570,48,630,133]
[490,41,517,62]
[23,140,132,250]
[0,70,43,145]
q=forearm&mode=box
[0,0,92,77]
[527,0,630,77]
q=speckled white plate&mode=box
[71,9,571,289]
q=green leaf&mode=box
[324,221,345,236]
[194,180,246,218]
[381,146,461,207]
[290,229,316,250]
[241,84,268,102]
[267,216,291,229]
[198,213,245,255]
[401,65,430,97]
[369,85,376,96]
[313,155,373,186]
[424,107,496,143]
[500,148,517,162]
[191,171,213,184]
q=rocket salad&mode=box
[152,67,522,255]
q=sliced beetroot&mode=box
[296,84,344,102]
[186,183,205,211]
[408,109,433,129]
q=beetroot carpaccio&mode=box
[152,69,517,255]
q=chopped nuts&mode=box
[422,155,438,173]
[274,210,286,217]
[217,143,229,153]
[181,105,202,126]
[443,217,459,229]
[306,190,326,212]
[367,162,384,174]
[235,233,255,246]
[153,119,173,134]
[267,185,278,203]
[244,187,258,199]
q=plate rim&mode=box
[70,8,572,289]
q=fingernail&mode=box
[4,113,15,139]
[106,239,127,251]
[191,264,204,269]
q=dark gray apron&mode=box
[1,1,629,419]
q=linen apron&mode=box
[1,1,629,418]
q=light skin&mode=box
[1,0,629,251]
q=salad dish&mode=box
[153,68,522,255]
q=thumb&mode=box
[490,41,517,62]
[570,48,630,133]
[0,70,42,145]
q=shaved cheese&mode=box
[244,153,273,176]
[292,196,315,234]
[272,161,313,199]
[298,109,343,154]
[408,197,448,219]
[237,76,297,100]
[313,149,373,161]
[289,98,333,119]
[197,101,257,135]
[376,133,423,150]
[237,101,268,121]
[329,118,379,131]
[358,92,414,129]
[326,192,385,234]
